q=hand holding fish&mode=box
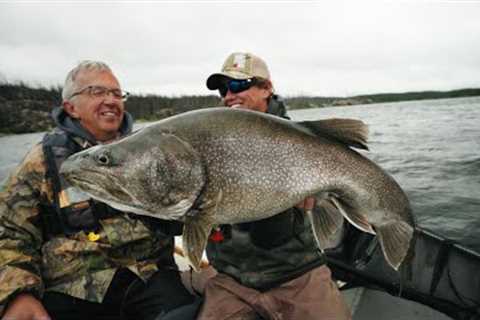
[295,196,316,211]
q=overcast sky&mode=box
[1,1,479,97]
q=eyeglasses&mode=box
[69,85,130,101]
[218,78,257,97]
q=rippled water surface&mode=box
[291,97,480,252]
[1,97,479,251]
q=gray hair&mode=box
[62,60,112,101]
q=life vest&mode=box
[40,128,184,241]
[40,128,119,238]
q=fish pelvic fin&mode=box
[298,118,369,150]
[329,197,375,234]
[327,195,415,271]
[306,197,345,251]
[182,190,222,271]
[375,220,415,271]
[183,212,215,271]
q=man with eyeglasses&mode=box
[0,61,199,320]
[196,52,351,319]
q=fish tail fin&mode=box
[298,118,369,150]
[306,197,345,250]
[375,221,415,270]
[182,213,215,271]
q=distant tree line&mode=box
[285,88,480,109]
[0,81,220,120]
[353,88,480,103]
[126,94,220,120]
[0,82,221,134]
[1,81,479,134]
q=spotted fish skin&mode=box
[61,107,415,271]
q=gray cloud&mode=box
[1,1,479,96]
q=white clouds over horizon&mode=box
[1,1,479,97]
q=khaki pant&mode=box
[197,265,351,320]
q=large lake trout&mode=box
[60,107,415,271]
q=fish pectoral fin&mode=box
[375,220,414,271]
[330,197,375,234]
[297,118,369,150]
[307,197,345,251]
[182,211,215,272]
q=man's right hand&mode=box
[295,196,316,212]
[2,293,51,320]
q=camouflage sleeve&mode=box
[0,144,46,306]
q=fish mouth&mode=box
[66,172,133,205]
[64,168,162,217]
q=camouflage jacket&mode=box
[0,108,179,307]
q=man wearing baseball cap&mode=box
[198,52,352,320]
[206,52,284,114]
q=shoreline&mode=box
[1,82,480,135]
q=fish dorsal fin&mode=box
[297,118,369,150]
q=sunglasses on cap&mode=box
[218,78,257,97]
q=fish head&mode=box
[60,129,205,220]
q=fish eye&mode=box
[96,152,111,165]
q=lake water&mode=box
[1,96,479,252]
